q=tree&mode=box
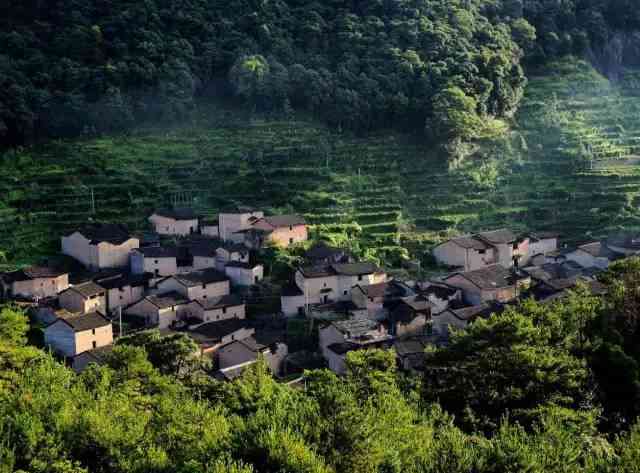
[0,305,29,346]
[423,308,592,432]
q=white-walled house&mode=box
[95,273,149,314]
[294,262,386,306]
[444,265,528,306]
[319,319,392,374]
[59,281,107,314]
[566,242,623,270]
[280,284,306,317]
[62,224,139,270]
[219,208,264,242]
[130,247,179,277]
[200,218,219,238]
[217,336,288,377]
[527,232,560,263]
[125,292,190,329]
[155,269,230,302]
[241,215,308,248]
[44,312,113,358]
[225,262,264,286]
[185,295,246,324]
[215,244,250,271]
[1,266,69,301]
[148,208,199,236]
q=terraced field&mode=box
[3,59,640,270]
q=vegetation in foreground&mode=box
[4,257,640,472]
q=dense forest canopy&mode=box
[2,0,640,148]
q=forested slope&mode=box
[2,0,640,148]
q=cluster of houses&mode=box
[1,207,635,378]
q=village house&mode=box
[155,269,230,302]
[130,247,178,277]
[62,223,139,270]
[184,294,246,324]
[185,318,254,355]
[527,232,560,263]
[522,261,585,284]
[241,215,308,248]
[94,273,149,314]
[200,218,219,238]
[431,304,491,341]
[72,345,113,373]
[444,264,529,305]
[125,292,190,329]
[215,244,250,271]
[415,281,461,314]
[189,242,219,270]
[148,208,199,236]
[433,229,530,271]
[388,295,432,338]
[294,261,386,307]
[280,284,306,317]
[217,336,288,378]
[606,233,640,256]
[218,207,264,242]
[319,319,392,374]
[44,312,113,358]
[224,261,264,286]
[351,282,388,320]
[304,242,352,265]
[433,235,496,271]
[566,242,624,270]
[58,281,107,314]
[394,338,427,372]
[0,266,69,301]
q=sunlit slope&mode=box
[2,59,640,268]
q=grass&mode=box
[3,58,640,271]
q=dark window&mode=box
[154,259,158,264]
[91,329,95,335]
[513,243,519,250]
[289,225,293,231]
[92,341,97,349]
[289,238,294,244]
[223,307,227,314]
[358,275,363,281]
[344,290,348,295]
[202,283,206,289]
[203,294,207,299]
[478,249,486,255]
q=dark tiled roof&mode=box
[147,292,189,309]
[221,242,249,253]
[224,261,257,269]
[197,294,243,310]
[95,273,150,290]
[299,265,336,278]
[331,262,381,276]
[606,233,640,251]
[74,344,113,361]
[2,266,66,283]
[450,303,491,321]
[577,242,624,260]
[188,318,249,343]
[356,282,388,298]
[58,312,110,332]
[449,235,491,250]
[153,207,198,220]
[447,265,515,290]
[399,295,431,313]
[529,231,561,241]
[476,229,518,245]
[418,282,459,299]
[394,339,425,356]
[327,341,359,355]
[174,269,229,287]
[252,215,306,230]
[305,242,346,260]
[135,246,178,258]
[332,319,379,337]
[523,262,583,282]
[71,223,133,245]
[66,281,105,298]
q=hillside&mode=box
[3,59,640,270]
